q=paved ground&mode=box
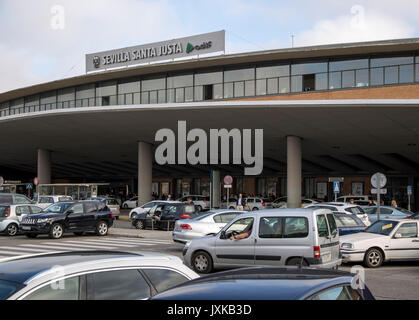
[2,224,419,300]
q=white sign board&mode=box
[224,185,232,189]
[371,188,387,194]
[371,173,387,189]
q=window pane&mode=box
[370,68,384,86]
[399,64,413,83]
[158,89,166,103]
[245,80,255,96]
[311,286,351,300]
[416,64,419,82]
[224,83,234,98]
[278,77,290,93]
[175,88,184,102]
[213,84,223,99]
[142,269,189,292]
[234,82,244,97]
[371,56,413,68]
[256,65,289,79]
[58,87,75,102]
[118,79,140,94]
[396,223,418,238]
[76,84,95,100]
[167,89,175,103]
[141,92,149,104]
[284,217,309,238]
[195,85,203,101]
[329,59,368,71]
[356,69,369,87]
[185,87,194,102]
[224,68,254,82]
[259,217,283,238]
[89,269,151,300]
[142,78,165,92]
[315,73,328,90]
[24,277,79,300]
[291,75,302,92]
[292,62,327,75]
[267,78,278,94]
[317,215,329,238]
[167,74,193,89]
[326,214,338,235]
[96,81,117,97]
[256,79,267,95]
[342,70,355,88]
[384,66,398,84]
[150,91,158,104]
[329,72,341,89]
[195,71,222,85]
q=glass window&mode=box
[24,276,80,300]
[225,217,254,236]
[278,77,290,93]
[329,72,341,89]
[40,91,57,107]
[256,79,267,95]
[342,71,355,88]
[150,91,158,104]
[284,217,309,238]
[70,203,84,214]
[317,215,329,238]
[167,74,193,89]
[0,195,13,205]
[292,62,327,75]
[24,95,39,107]
[16,206,31,216]
[185,87,194,102]
[384,66,398,84]
[399,64,414,83]
[416,64,419,82]
[10,98,24,110]
[395,223,418,238]
[370,68,384,86]
[256,65,289,79]
[267,78,278,94]
[0,280,22,300]
[259,217,283,238]
[245,80,255,96]
[329,59,368,72]
[30,206,44,214]
[224,68,254,82]
[371,56,413,68]
[76,84,95,99]
[142,268,189,293]
[175,88,184,102]
[84,202,97,213]
[234,81,244,97]
[291,75,302,92]
[315,73,328,90]
[194,85,203,101]
[88,269,151,300]
[326,214,338,235]
[310,286,351,300]
[118,79,141,94]
[14,195,31,204]
[365,220,398,236]
[336,215,359,227]
[224,82,234,98]
[356,69,369,87]
[214,213,241,224]
[194,71,222,85]
[142,77,166,92]
[213,84,223,99]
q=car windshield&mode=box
[0,280,22,300]
[365,220,399,236]
[44,202,73,214]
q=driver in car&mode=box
[230,221,253,240]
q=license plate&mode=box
[322,252,332,262]
[21,226,31,231]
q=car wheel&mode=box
[286,257,309,267]
[364,248,383,268]
[26,233,38,238]
[74,232,84,236]
[192,251,213,274]
[6,223,18,236]
[134,220,144,230]
[96,221,108,236]
[252,207,259,211]
[49,223,64,239]
[229,206,235,210]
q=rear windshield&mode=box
[0,280,22,300]
[396,207,413,215]
[335,215,360,227]
[183,205,195,213]
[58,197,72,202]
[0,206,10,217]
[0,195,13,205]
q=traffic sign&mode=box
[371,173,387,189]
[26,183,33,190]
[408,186,413,196]
[34,177,39,186]
[0,176,3,187]
[223,175,233,185]
[333,182,340,193]
[371,188,387,195]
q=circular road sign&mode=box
[371,172,387,189]
[224,175,233,185]
[0,176,3,187]
[34,177,39,186]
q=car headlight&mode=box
[341,243,354,249]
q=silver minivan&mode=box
[183,208,341,274]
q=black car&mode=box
[156,203,198,231]
[152,266,375,300]
[131,203,168,230]
[19,200,114,239]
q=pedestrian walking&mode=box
[236,194,244,210]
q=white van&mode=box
[183,208,342,274]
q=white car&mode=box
[177,195,210,212]
[244,197,272,211]
[122,196,138,209]
[220,198,238,209]
[306,203,371,226]
[274,198,319,209]
[0,204,44,236]
[129,200,180,220]
[36,195,73,209]
[340,219,419,268]
[337,195,376,204]
[172,209,245,244]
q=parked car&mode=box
[19,200,114,239]
[276,198,320,209]
[172,209,245,244]
[337,195,376,204]
[177,195,210,212]
[362,206,413,223]
[131,203,170,230]
[306,203,371,226]
[0,204,44,236]
[0,251,199,300]
[152,266,374,300]
[35,195,73,209]
[244,197,272,211]
[129,200,181,220]
[183,208,341,274]
[156,203,199,231]
[272,196,288,208]
[122,196,138,209]
[340,219,419,268]
[409,212,419,219]
[333,213,366,236]
[88,197,121,220]
[220,198,238,209]
[0,193,32,205]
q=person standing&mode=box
[391,199,398,208]
[167,194,173,201]
[237,194,244,210]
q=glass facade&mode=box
[1,53,418,117]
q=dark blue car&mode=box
[152,267,375,300]
[333,213,366,236]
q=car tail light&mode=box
[110,212,113,218]
[262,202,265,207]
[4,208,10,217]
[313,246,321,258]
[180,224,192,230]
[180,213,192,219]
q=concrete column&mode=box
[287,136,302,209]
[37,149,51,184]
[138,142,153,206]
[211,170,221,209]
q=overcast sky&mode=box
[0,0,418,94]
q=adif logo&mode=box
[155,121,263,175]
[49,265,67,290]
[50,5,65,30]
[93,56,101,68]
[350,5,366,30]
[186,41,212,54]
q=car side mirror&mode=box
[394,233,402,239]
[66,210,74,214]
[220,231,226,239]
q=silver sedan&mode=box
[172,210,245,244]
